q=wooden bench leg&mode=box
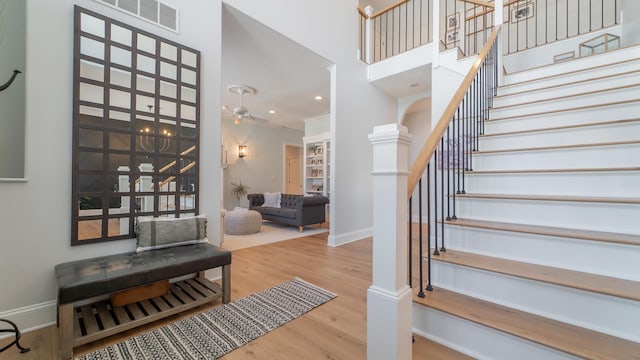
[58,303,74,360]
[222,264,231,304]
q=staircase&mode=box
[412,47,640,359]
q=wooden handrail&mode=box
[407,25,501,198]
[358,7,367,18]
[360,0,495,20]
[158,145,196,173]
[134,145,196,185]
[463,0,495,8]
[158,161,196,188]
[371,0,410,18]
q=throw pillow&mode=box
[136,214,208,252]
[263,192,281,207]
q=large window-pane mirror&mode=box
[0,0,26,179]
[72,6,200,245]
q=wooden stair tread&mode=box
[429,249,640,301]
[441,218,640,246]
[480,118,640,138]
[467,167,640,174]
[487,98,640,122]
[413,287,640,359]
[496,69,640,99]
[455,193,640,204]
[492,83,640,111]
[474,140,640,155]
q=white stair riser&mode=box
[431,261,640,343]
[494,72,640,107]
[480,121,640,150]
[413,305,581,360]
[440,225,640,281]
[454,198,640,235]
[465,172,640,197]
[490,87,640,119]
[501,47,640,86]
[472,144,640,170]
[485,102,640,133]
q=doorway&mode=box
[284,144,303,194]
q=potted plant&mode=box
[230,181,250,208]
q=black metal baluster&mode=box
[434,149,440,256]
[436,138,448,252]
[409,196,413,288]
[425,166,432,292]
[446,127,451,221]
[405,2,408,52]
[418,179,427,296]
[392,7,395,56]
[452,108,458,219]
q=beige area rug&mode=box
[222,222,328,251]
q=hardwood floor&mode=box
[0,234,469,359]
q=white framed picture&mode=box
[511,2,534,23]
[446,12,460,31]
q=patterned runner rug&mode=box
[76,278,336,360]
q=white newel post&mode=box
[365,6,374,64]
[367,124,413,360]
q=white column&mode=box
[367,124,413,360]
[365,6,374,64]
[494,0,504,85]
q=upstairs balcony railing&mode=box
[359,0,434,64]
[359,0,621,63]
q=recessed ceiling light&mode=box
[268,110,276,114]
[314,95,323,100]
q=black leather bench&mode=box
[55,243,231,359]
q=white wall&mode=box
[503,25,623,73]
[224,0,396,246]
[402,102,431,221]
[0,0,26,179]
[622,0,640,47]
[0,0,221,332]
[221,121,303,209]
[304,113,330,136]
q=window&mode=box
[72,6,200,245]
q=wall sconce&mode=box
[238,145,248,158]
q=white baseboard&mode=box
[328,227,372,247]
[0,301,57,340]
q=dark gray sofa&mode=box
[247,193,329,231]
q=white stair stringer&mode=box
[494,69,640,106]
[454,196,640,235]
[412,305,581,360]
[484,100,640,133]
[440,223,640,281]
[430,260,640,343]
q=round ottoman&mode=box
[224,209,262,235]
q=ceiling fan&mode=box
[224,84,268,125]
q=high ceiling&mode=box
[221,2,431,130]
[221,5,331,131]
